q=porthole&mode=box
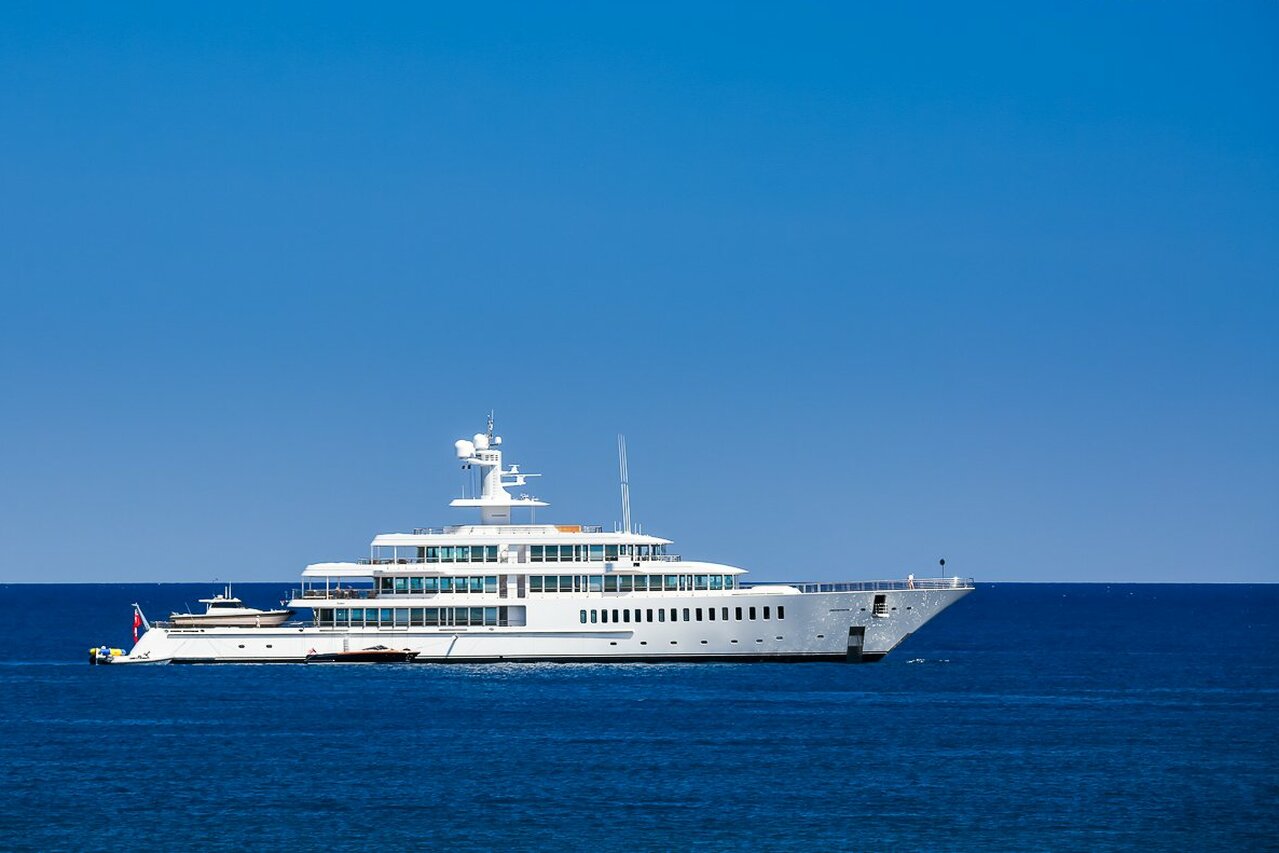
[609,641,617,646]
[775,636,783,640]
[640,641,647,646]
[266,644,273,648]
[730,639,738,644]
[816,634,825,639]
[755,639,764,644]
[700,640,708,645]
[237,644,245,649]
[670,641,677,645]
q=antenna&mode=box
[618,434,632,534]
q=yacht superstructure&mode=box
[113,419,973,664]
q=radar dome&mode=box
[454,439,475,459]
[473,433,490,451]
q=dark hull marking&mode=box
[169,652,887,665]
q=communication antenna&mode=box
[618,434,632,534]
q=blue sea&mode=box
[0,583,1275,851]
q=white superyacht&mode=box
[108,419,973,664]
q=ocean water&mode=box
[0,583,1274,852]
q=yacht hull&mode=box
[123,586,970,664]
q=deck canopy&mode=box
[302,562,373,578]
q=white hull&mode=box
[126,586,970,664]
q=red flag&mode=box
[133,608,142,642]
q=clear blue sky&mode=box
[1,3,1275,583]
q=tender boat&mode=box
[305,645,420,663]
[169,586,294,627]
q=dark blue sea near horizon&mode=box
[0,583,1275,852]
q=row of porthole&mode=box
[607,637,788,646]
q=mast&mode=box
[618,434,632,534]
[450,416,547,524]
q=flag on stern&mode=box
[133,607,143,642]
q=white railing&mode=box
[741,577,974,593]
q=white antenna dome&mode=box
[493,436,502,445]
[455,439,476,459]
[473,433,490,451]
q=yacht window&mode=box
[486,545,499,562]
[410,608,424,626]
[605,545,619,561]
[601,610,609,624]
[543,547,558,564]
[722,607,729,621]
[439,546,454,562]
[590,610,598,623]
[485,576,498,593]
[664,575,678,591]
[529,576,543,593]
[470,577,484,593]
[457,546,471,563]
[710,575,723,590]
[530,545,544,563]
[694,575,709,590]
[410,577,424,593]
[612,610,620,623]
[425,546,439,563]
[638,545,651,559]
[648,574,663,591]
[485,607,498,625]
[669,609,677,622]
[470,607,484,624]
[318,610,334,626]
[696,608,703,621]
[424,608,439,626]
[604,576,618,592]
[580,610,587,624]
[623,610,630,623]
[379,578,393,593]
[749,607,757,620]
[633,576,648,592]
[646,609,653,622]
[424,577,439,593]
[633,609,641,623]
[589,576,603,592]
[778,605,785,619]
[559,545,574,562]
[559,576,574,593]
[683,608,691,622]
[708,607,716,621]
[735,607,743,621]
[763,606,770,620]
[658,609,665,622]
[589,545,603,561]
[619,576,633,593]
[376,608,391,624]
[440,577,454,593]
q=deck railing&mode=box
[741,577,974,593]
[289,588,378,600]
